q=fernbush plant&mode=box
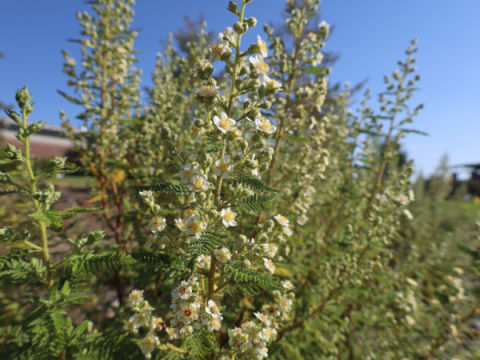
[1,0,479,359]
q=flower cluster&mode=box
[227,286,295,359]
[127,290,165,359]
[169,278,223,339]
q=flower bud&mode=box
[259,100,272,109]
[258,233,269,242]
[246,17,257,28]
[179,151,189,162]
[287,292,295,299]
[153,204,161,213]
[227,1,239,15]
[4,109,21,125]
[243,100,252,110]
[202,153,213,166]
[272,290,281,298]
[194,119,205,128]
[5,144,22,160]
[168,164,180,173]
[233,21,247,34]
[165,141,176,152]
[247,107,260,118]
[240,140,248,152]
[253,140,267,149]
[208,209,219,219]
[0,171,13,184]
[259,163,268,172]
[235,79,244,90]
[239,234,248,244]
[264,219,274,231]
[238,65,248,76]
[240,188,253,197]
[243,259,252,268]
[187,326,194,334]
[161,125,171,140]
[220,48,232,61]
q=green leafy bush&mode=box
[1,0,479,359]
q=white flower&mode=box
[148,216,166,238]
[397,194,410,205]
[193,59,210,77]
[205,300,222,319]
[376,193,388,203]
[175,218,187,232]
[207,318,222,332]
[282,280,294,290]
[263,258,276,274]
[171,318,188,335]
[208,31,230,62]
[241,321,257,334]
[255,117,276,134]
[167,327,178,341]
[403,209,413,220]
[219,27,238,46]
[185,193,196,204]
[216,247,232,263]
[193,85,220,97]
[257,35,268,57]
[405,315,415,325]
[139,190,153,198]
[263,75,282,92]
[172,280,193,300]
[221,207,238,227]
[197,254,211,269]
[213,112,236,133]
[128,316,138,333]
[249,54,269,76]
[179,163,198,184]
[214,155,234,178]
[177,303,198,324]
[134,311,152,327]
[283,227,293,237]
[274,214,290,227]
[254,312,271,326]
[297,214,308,226]
[406,277,418,287]
[278,295,293,312]
[185,215,207,239]
[408,189,415,201]
[258,347,269,358]
[188,175,210,192]
[312,52,324,66]
[128,290,144,307]
[141,332,159,358]
[261,243,279,258]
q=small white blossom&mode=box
[409,189,415,201]
[274,214,290,227]
[257,35,268,57]
[221,207,238,227]
[197,254,211,269]
[261,243,279,258]
[282,280,294,290]
[255,117,276,134]
[214,155,234,178]
[213,112,236,133]
[216,247,232,263]
[139,190,153,198]
[205,300,222,319]
[185,215,207,239]
[263,75,282,92]
[193,59,210,77]
[403,209,413,220]
[140,332,159,358]
[297,214,308,226]
[172,281,193,300]
[397,194,410,205]
[376,193,388,203]
[188,175,210,192]
[208,36,229,63]
[278,295,293,312]
[254,312,271,326]
[128,290,144,307]
[134,311,152,327]
[263,258,276,274]
[148,216,166,238]
[283,227,293,237]
[249,54,269,76]
[192,125,204,143]
[207,318,222,332]
[179,163,198,184]
[193,85,220,97]
[175,218,187,232]
[406,277,418,287]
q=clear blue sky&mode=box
[1,0,479,178]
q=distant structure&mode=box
[0,120,75,158]
[452,163,480,197]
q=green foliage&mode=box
[29,207,100,232]
[229,174,280,193]
[131,252,193,278]
[66,251,136,274]
[222,260,282,296]
[137,183,191,195]
[186,330,218,360]
[0,189,24,196]
[206,141,225,153]
[187,232,226,268]
[233,193,277,213]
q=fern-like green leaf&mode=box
[187,232,226,269]
[137,183,191,195]
[222,260,282,295]
[68,251,136,274]
[228,174,279,193]
[187,330,218,360]
[233,194,277,213]
[0,189,25,196]
[206,141,225,153]
[44,168,79,177]
[29,207,100,232]
[131,252,192,278]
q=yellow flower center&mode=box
[219,119,230,129]
[153,218,163,227]
[260,41,267,53]
[220,251,229,260]
[191,222,202,232]
[139,314,146,322]
[186,209,197,216]
[183,169,194,178]
[260,121,272,131]
[192,178,204,189]
[218,163,230,172]
[257,61,269,74]
[145,338,153,346]
[192,127,201,135]
[211,43,224,56]
[224,211,235,222]
[278,215,287,223]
